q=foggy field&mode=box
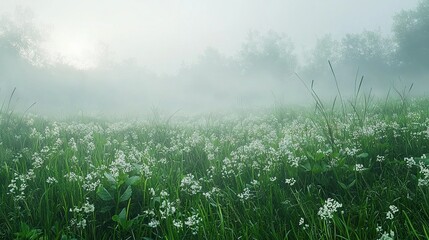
[1,0,429,239]
[2,96,429,239]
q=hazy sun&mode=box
[44,33,99,70]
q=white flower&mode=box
[354,164,366,172]
[298,217,309,230]
[173,219,183,228]
[285,178,296,186]
[386,205,398,220]
[404,157,415,168]
[148,219,160,228]
[251,179,259,186]
[317,198,342,221]
[377,230,395,240]
[376,155,385,162]
[270,177,277,182]
[46,177,58,184]
[237,188,253,202]
[180,174,202,195]
[184,212,202,235]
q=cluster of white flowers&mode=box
[68,138,78,152]
[250,179,259,186]
[70,200,95,214]
[202,187,220,199]
[148,219,160,228]
[237,188,253,202]
[82,172,100,192]
[343,147,360,157]
[354,164,366,172]
[180,173,202,195]
[70,218,87,229]
[418,163,429,186]
[298,217,309,230]
[386,205,398,220]
[404,157,416,168]
[184,212,202,235]
[317,198,342,221]
[172,219,183,229]
[109,150,132,178]
[285,178,296,186]
[221,157,244,178]
[69,199,95,230]
[46,177,58,184]
[160,198,178,219]
[32,152,44,169]
[377,230,395,240]
[376,155,385,162]
[8,169,35,202]
[64,172,84,182]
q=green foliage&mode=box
[2,96,429,239]
[393,0,429,71]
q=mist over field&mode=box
[4,2,429,239]
[0,0,427,116]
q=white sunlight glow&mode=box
[44,33,99,70]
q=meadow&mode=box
[1,91,429,239]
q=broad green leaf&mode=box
[126,176,140,186]
[338,181,348,190]
[104,172,116,184]
[347,179,357,188]
[100,205,113,213]
[118,208,127,221]
[97,186,113,201]
[357,153,369,158]
[119,185,132,202]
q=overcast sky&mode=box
[0,0,420,74]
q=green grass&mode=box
[1,96,429,239]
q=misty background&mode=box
[0,0,428,116]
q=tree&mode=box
[304,34,341,76]
[0,8,47,67]
[238,31,297,80]
[393,0,429,72]
[340,31,395,71]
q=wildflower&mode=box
[285,178,296,186]
[68,138,78,152]
[378,230,395,240]
[64,172,83,182]
[418,163,429,186]
[386,205,398,220]
[251,179,259,186]
[160,199,177,219]
[404,157,415,168]
[237,188,253,202]
[354,164,366,172]
[299,217,309,230]
[317,198,342,221]
[344,147,360,157]
[70,218,87,229]
[376,155,385,162]
[32,152,44,169]
[270,177,277,182]
[148,219,160,228]
[180,174,202,195]
[173,219,183,228]
[160,190,169,198]
[46,177,58,184]
[184,212,202,235]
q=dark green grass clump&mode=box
[1,98,429,239]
